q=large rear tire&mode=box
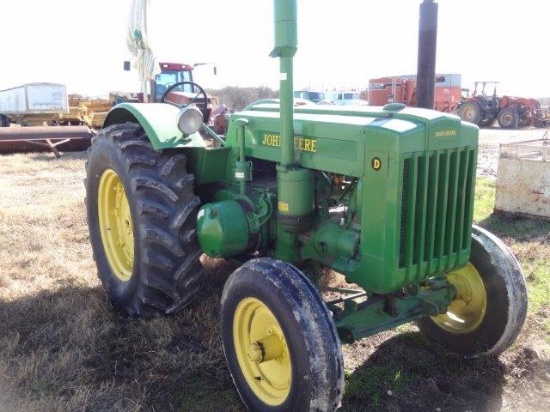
[456,102,482,125]
[85,122,203,317]
[417,225,528,357]
[220,258,344,411]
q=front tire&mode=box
[85,122,203,317]
[497,107,519,128]
[417,225,528,357]
[220,258,344,411]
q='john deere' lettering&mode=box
[262,133,317,152]
[434,129,457,138]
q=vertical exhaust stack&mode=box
[416,0,438,109]
[270,0,297,167]
[271,0,314,234]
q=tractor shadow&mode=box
[2,266,547,412]
[0,258,245,412]
[341,331,506,412]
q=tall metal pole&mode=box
[416,0,438,109]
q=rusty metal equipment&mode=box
[0,83,95,156]
[368,73,462,112]
[0,126,94,157]
[495,135,550,218]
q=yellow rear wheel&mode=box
[98,169,134,282]
[85,123,203,317]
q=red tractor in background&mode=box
[456,81,547,128]
[119,60,230,134]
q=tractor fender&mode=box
[103,102,205,150]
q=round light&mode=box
[176,105,203,135]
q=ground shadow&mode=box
[341,332,505,412]
[0,259,245,412]
[1,255,547,411]
[477,212,550,243]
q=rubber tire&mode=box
[0,114,9,127]
[497,107,519,129]
[417,225,528,357]
[518,116,531,128]
[220,257,344,412]
[85,122,203,317]
[457,102,482,125]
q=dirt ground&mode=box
[477,126,549,178]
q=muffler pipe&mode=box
[416,0,438,109]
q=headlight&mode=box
[176,105,203,135]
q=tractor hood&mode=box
[224,102,478,178]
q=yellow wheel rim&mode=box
[432,263,487,333]
[233,297,291,406]
[98,169,134,281]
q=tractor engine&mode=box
[195,101,479,295]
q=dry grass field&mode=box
[0,134,549,411]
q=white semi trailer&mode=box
[0,82,69,126]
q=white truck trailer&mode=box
[0,83,94,157]
[0,82,69,126]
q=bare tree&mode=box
[207,86,279,111]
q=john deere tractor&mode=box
[85,1,527,410]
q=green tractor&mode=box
[85,1,527,410]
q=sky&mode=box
[1,0,548,98]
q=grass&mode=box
[1,150,549,411]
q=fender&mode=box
[103,102,205,150]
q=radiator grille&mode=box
[398,148,476,276]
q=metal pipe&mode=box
[234,118,250,195]
[0,126,94,141]
[200,123,226,146]
[270,0,297,168]
[416,0,438,109]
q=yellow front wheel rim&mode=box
[98,169,134,281]
[432,263,487,333]
[233,297,291,406]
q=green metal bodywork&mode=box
[112,100,478,293]
[102,0,480,342]
[104,103,207,149]
[218,103,478,292]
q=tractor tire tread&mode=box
[85,122,203,318]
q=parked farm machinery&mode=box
[84,1,528,410]
[0,82,94,156]
[456,81,547,128]
[368,73,462,113]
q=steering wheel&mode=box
[160,81,209,121]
